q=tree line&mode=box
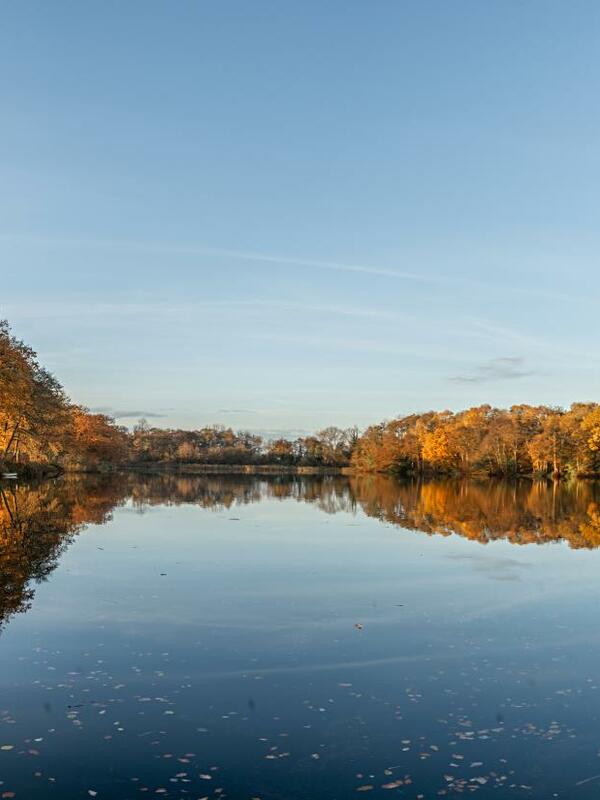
[351,404,600,477]
[2,319,600,477]
[130,419,357,467]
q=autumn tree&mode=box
[352,403,600,478]
[266,438,296,465]
[69,408,130,466]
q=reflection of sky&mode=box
[4,495,600,671]
[2,493,600,796]
[2,3,600,431]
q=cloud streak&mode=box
[1,298,398,322]
[0,233,433,284]
[90,407,166,419]
[449,357,534,384]
[2,232,599,308]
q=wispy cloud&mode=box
[254,331,467,363]
[468,318,600,365]
[1,298,398,322]
[192,247,432,283]
[0,232,433,284]
[274,301,398,319]
[449,357,534,384]
[2,232,599,307]
[90,407,166,419]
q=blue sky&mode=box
[2,1,600,434]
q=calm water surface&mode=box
[1,474,600,799]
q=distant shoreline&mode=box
[122,463,353,476]
[5,463,600,482]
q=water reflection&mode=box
[2,473,600,631]
[2,473,600,798]
[350,476,600,548]
[0,477,123,629]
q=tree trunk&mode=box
[552,433,560,477]
[2,421,20,460]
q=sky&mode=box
[1,1,600,435]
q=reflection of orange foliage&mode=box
[2,473,600,636]
[349,476,600,549]
[0,477,124,629]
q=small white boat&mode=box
[1,473,17,479]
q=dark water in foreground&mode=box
[1,474,600,799]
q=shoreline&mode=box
[121,463,353,476]
[3,463,600,481]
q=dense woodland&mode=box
[351,404,600,477]
[2,319,600,477]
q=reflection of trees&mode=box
[2,473,600,632]
[0,477,127,629]
[0,474,356,630]
[124,473,356,515]
[349,476,600,549]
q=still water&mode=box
[1,474,600,799]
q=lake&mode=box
[1,474,600,799]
